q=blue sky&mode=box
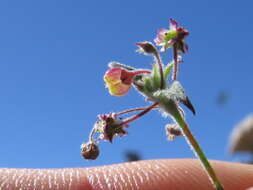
[0,0,253,168]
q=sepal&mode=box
[108,62,135,71]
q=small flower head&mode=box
[95,113,128,142]
[80,142,100,160]
[154,19,189,52]
[165,123,183,141]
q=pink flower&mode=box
[154,29,171,48]
[104,67,151,96]
[154,19,189,52]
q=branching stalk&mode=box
[116,105,158,116]
[120,103,158,126]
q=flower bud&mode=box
[136,41,158,55]
[81,142,99,160]
[104,67,151,96]
[104,68,133,96]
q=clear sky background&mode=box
[0,0,252,168]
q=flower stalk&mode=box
[116,105,158,116]
[172,44,178,81]
[120,103,158,126]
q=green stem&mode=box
[174,113,224,190]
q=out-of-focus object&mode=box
[216,90,229,106]
[229,114,253,154]
[124,150,141,162]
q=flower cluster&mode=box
[81,19,193,160]
[81,18,225,190]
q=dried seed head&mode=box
[96,114,128,142]
[165,124,183,141]
[81,142,99,160]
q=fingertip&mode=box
[0,168,93,190]
[85,159,253,190]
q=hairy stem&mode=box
[174,113,224,190]
[172,44,178,81]
[116,105,158,116]
[88,127,97,142]
[154,53,164,88]
[120,103,158,126]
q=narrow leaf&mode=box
[169,81,196,115]
[164,62,173,80]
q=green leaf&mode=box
[164,62,173,80]
[169,81,196,115]
[108,62,135,71]
[152,81,195,115]
[169,81,185,100]
[153,89,180,117]
[152,64,161,90]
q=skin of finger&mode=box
[0,159,253,190]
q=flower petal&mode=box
[104,68,122,84]
[104,68,132,96]
[169,18,178,30]
[107,82,131,96]
[154,29,169,46]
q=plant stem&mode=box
[132,70,151,75]
[172,44,178,81]
[116,105,158,116]
[120,103,158,126]
[88,127,96,142]
[154,52,164,88]
[175,115,224,190]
